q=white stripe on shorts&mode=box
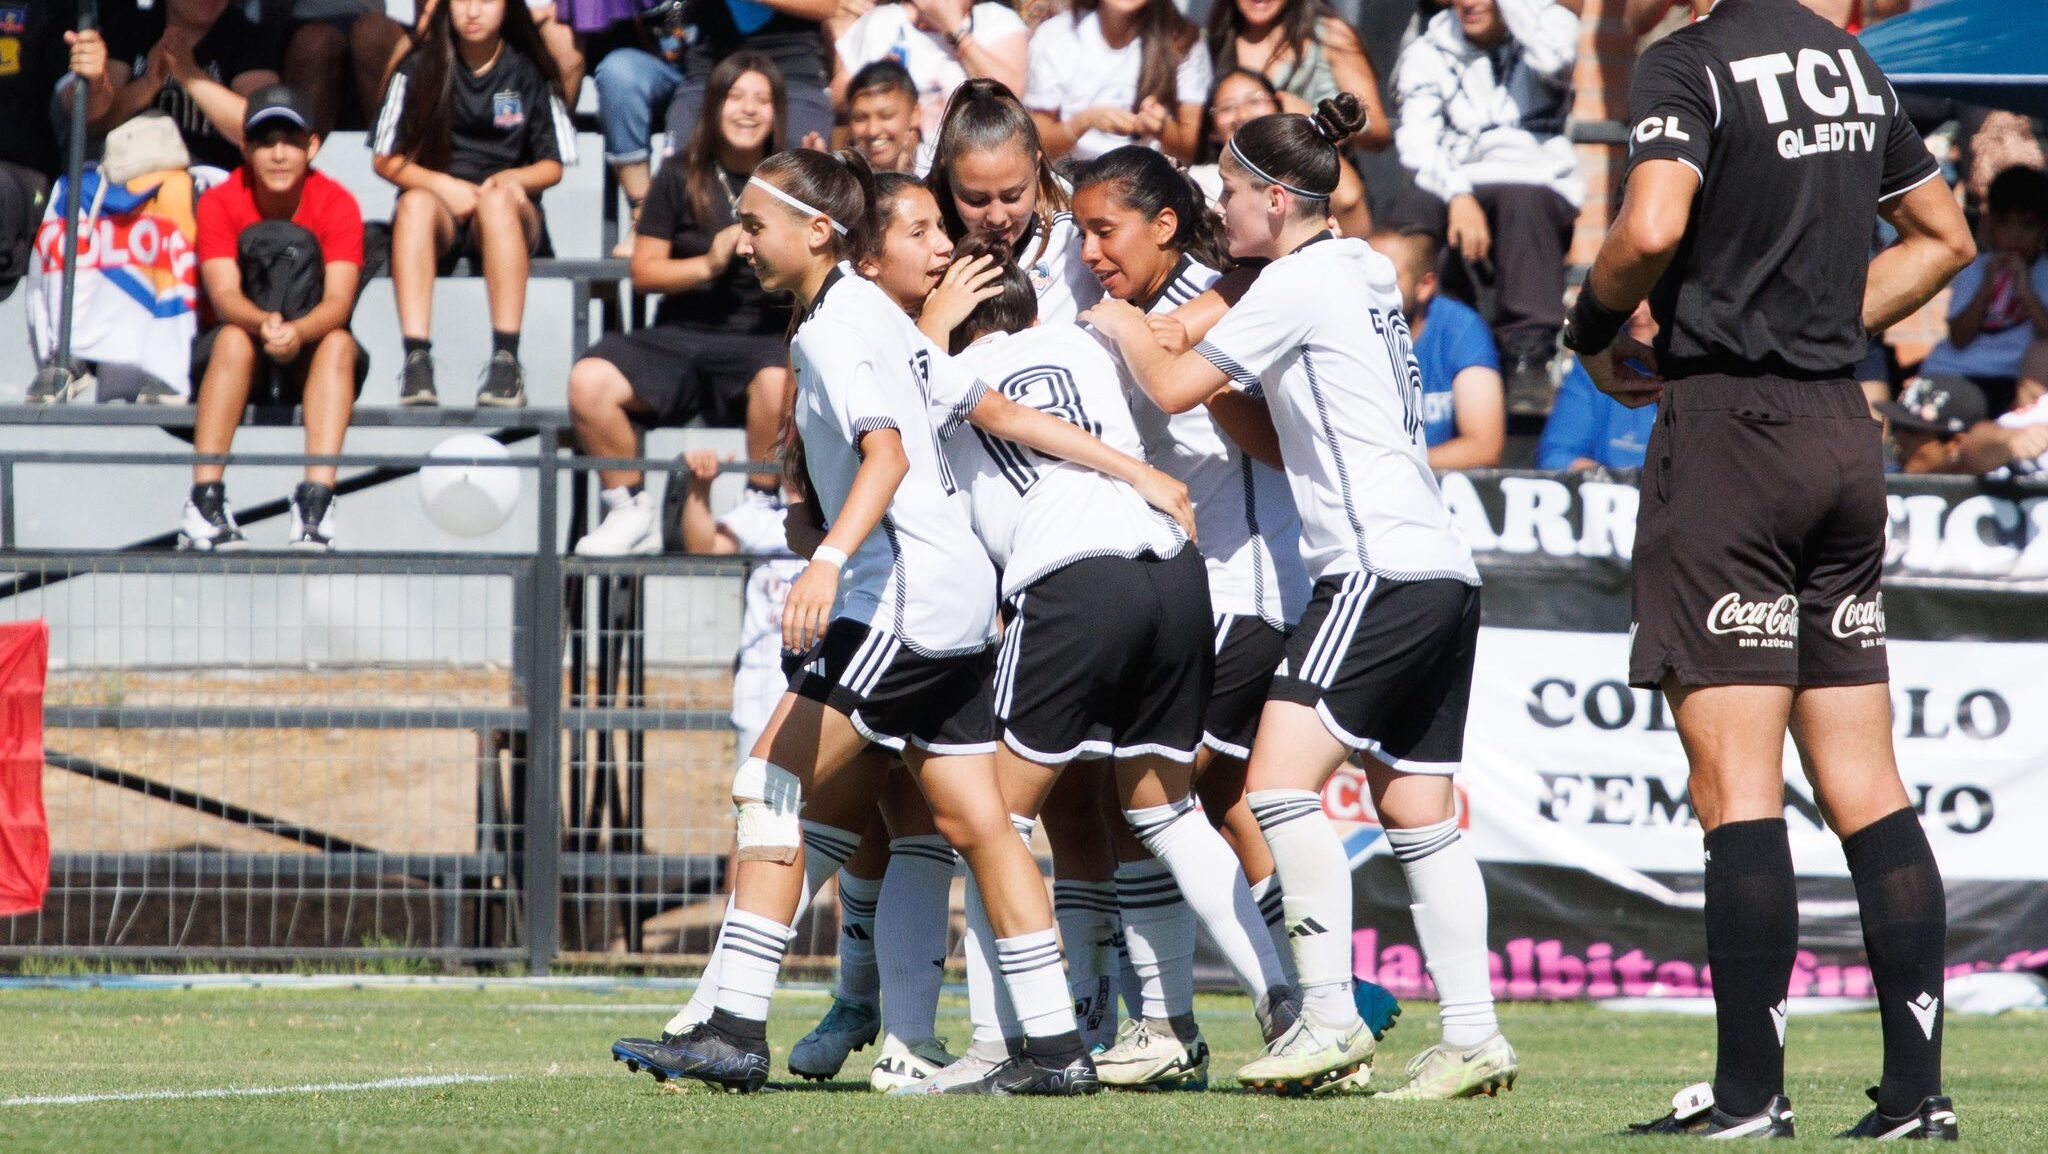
[993,594,1026,717]
[1302,573,1376,689]
[843,630,899,698]
[1213,612,1236,655]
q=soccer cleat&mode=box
[1374,1032,1519,1100]
[398,349,438,407]
[289,481,338,552]
[179,483,248,551]
[888,1047,1007,1096]
[988,1039,1102,1096]
[787,996,880,1081]
[1837,1089,1958,1141]
[868,1036,957,1093]
[1629,1083,1795,1138]
[1354,979,1404,1041]
[476,351,526,408]
[574,490,663,556]
[611,1023,770,1094]
[1093,1019,1210,1091]
[1235,1014,1375,1097]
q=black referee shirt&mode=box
[1624,0,1940,379]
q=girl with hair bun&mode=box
[1084,94,1517,1100]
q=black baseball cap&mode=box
[243,84,315,136]
[1878,376,1989,437]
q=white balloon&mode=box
[418,434,521,537]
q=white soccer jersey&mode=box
[791,266,1000,656]
[1123,257,1311,628]
[1195,236,1479,586]
[1017,212,1104,327]
[944,324,1186,597]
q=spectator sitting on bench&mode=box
[1537,300,1658,471]
[843,60,924,176]
[183,85,365,552]
[1368,227,1505,469]
[94,0,286,173]
[1916,165,2048,417]
[372,0,575,410]
[568,51,794,556]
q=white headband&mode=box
[1227,137,1331,202]
[748,176,850,236]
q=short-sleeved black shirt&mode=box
[0,1,72,176]
[637,159,790,334]
[1624,0,1940,379]
[373,48,572,188]
[102,0,287,172]
[681,0,826,86]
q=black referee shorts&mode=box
[792,619,997,755]
[1628,376,1889,690]
[582,326,788,428]
[1203,613,1289,760]
[994,549,1215,765]
[1269,572,1480,774]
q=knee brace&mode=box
[732,756,802,864]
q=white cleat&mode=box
[1093,1019,1210,1091]
[868,1035,957,1093]
[1235,1014,1375,1097]
[888,1048,1006,1096]
[574,490,662,556]
[1375,1033,1519,1100]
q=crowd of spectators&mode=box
[5,0,2046,548]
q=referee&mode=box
[1563,0,1974,1141]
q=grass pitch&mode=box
[0,982,2040,1153]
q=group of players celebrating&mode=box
[609,78,1507,1102]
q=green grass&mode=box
[0,984,2039,1152]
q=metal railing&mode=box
[0,405,838,973]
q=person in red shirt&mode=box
[184,84,365,552]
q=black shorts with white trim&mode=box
[792,619,997,755]
[994,549,1214,765]
[1268,572,1480,774]
[1203,613,1289,760]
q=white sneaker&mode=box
[574,490,661,556]
[178,483,248,552]
[868,1035,956,1092]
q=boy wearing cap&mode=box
[182,84,365,552]
[1879,377,1989,476]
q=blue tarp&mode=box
[1862,0,2048,118]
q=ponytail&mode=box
[1226,92,1367,214]
[750,146,878,261]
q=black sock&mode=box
[745,477,778,497]
[403,337,430,356]
[192,481,221,500]
[492,330,520,358]
[1843,807,1946,1116]
[705,1007,766,1043]
[1704,818,1798,1117]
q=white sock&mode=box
[666,894,732,1035]
[996,927,1078,1040]
[1117,925,1142,1025]
[833,871,882,1007]
[600,484,635,512]
[960,815,1038,1058]
[878,835,956,1045]
[1052,879,1118,1048]
[710,907,796,1022]
[1249,874,1297,983]
[1387,817,1499,1049]
[1114,858,1194,1023]
[1128,797,1291,1000]
[1248,789,1358,1029]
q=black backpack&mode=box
[236,218,325,320]
[0,162,49,304]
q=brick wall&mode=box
[1570,0,1633,267]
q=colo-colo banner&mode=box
[1328,470,2048,1001]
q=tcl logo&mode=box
[1634,115,1691,144]
[1729,48,1887,124]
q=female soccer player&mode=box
[1086,95,1516,1099]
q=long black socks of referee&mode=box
[1843,807,1947,1116]
[1703,818,1798,1117]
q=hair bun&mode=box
[1311,93,1367,146]
[952,230,1016,269]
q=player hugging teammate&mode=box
[612,82,1507,1103]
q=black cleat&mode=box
[988,1040,1101,1097]
[611,1023,770,1094]
[1838,1090,1958,1141]
[1630,1083,1795,1138]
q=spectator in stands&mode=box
[96,0,287,172]
[1025,0,1211,163]
[1918,166,2048,417]
[833,0,1028,173]
[280,1,411,135]
[594,5,688,255]
[9,4,95,178]
[664,0,836,166]
[183,86,365,552]
[1204,0,1390,150]
[843,61,925,175]
[1879,377,1989,476]
[2018,341,2048,413]
[1538,360,1658,471]
[1186,69,1368,241]
[1369,228,1504,469]
[1958,390,2048,480]
[1626,0,1907,36]
[568,51,792,556]
[1394,0,1581,415]
[373,0,575,410]
[354,4,584,151]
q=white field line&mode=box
[3,1073,508,1108]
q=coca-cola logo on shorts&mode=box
[1705,593,1799,638]
[1831,592,1886,639]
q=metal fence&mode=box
[0,407,851,973]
